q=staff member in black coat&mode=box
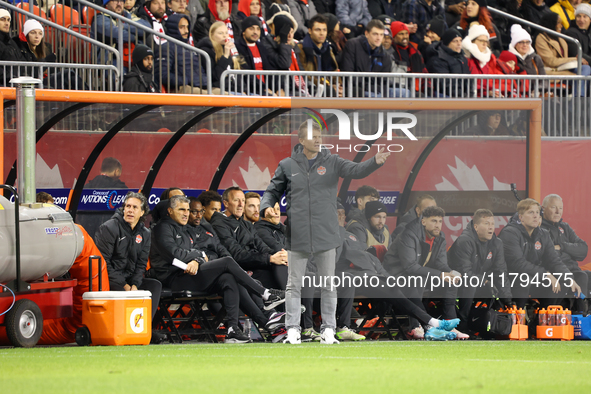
[448,209,514,330]
[541,194,590,314]
[94,192,162,319]
[425,28,471,97]
[123,45,160,92]
[498,198,582,308]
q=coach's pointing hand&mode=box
[375,147,390,165]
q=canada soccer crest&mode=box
[487,251,492,260]
[535,241,542,250]
[317,166,326,175]
[135,234,142,244]
[559,227,564,234]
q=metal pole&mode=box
[12,77,41,205]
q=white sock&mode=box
[428,318,440,328]
[262,289,271,301]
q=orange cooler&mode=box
[82,291,152,346]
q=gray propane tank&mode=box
[0,195,84,283]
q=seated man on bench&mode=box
[149,195,285,343]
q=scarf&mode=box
[144,5,168,45]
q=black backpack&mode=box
[469,301,513,338]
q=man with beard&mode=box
[123,45,161,92]
[347,201,391,249]
[389,21,427,74]
[193,0,243,43]
[243,192,261,224]
[138,0,169,44]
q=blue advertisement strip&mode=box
[35,189,400,214]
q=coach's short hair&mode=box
[422,206,445,219]
[169,195,190,209]
[198,190,222,208]
[100,157,122,173]
[245,192,261,201]
[222,186,243,203]
[473,209,494,224]
[542,194,562,207]
[355,185,380,204]
[517,198,540,215]
[366,19,385,32]
[298,119,321,140]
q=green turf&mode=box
[1,341,591,393]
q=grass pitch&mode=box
[1,341,591,393]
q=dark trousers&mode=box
[169,257,266,327]
[110,278,162,319]
[457,284,495,328]
[252,264,288,290]
[238,285,272,327]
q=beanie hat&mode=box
[475,0,487,9]
[241,15,261,31]
[575,3,591,20]
[499,50,517,63]
[132,44,154,71]
[466,24,489,41]
[384,27,391,36]
[426,15,446,39]
[390,21,409,37]
[377,14,394,27]
[441,28,462,46]
[510,24,531,48]
[324,12,338,32]
[23,19,44,38]
[365,201,388,220]
[0,9,11,21]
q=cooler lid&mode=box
[83,290,152,300]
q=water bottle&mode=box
[244,318,252,339]
[547,309,555,326]
[556,310,566,326]
[517,308,526,325]
[539,308,547,325]
[565,309,572,325]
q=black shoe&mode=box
[150,331,167,344]
[226,325,252,344]
[265,312,286,331]
[264,289,285,311]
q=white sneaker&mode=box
[452,328,470,340]
[320,328,340,344]
[283,328,301,344]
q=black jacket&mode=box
[0,31,23,86]
[391,204,419,240]
[564,25,591,64]
[186,223,232,261]
[541,218,588,272]
[498,216,570,276]
[192,10,242,43]
[209,212,273,270]
[260,144,382,253]
[196,37,234,88]
[149,217,207,285]
[123,65,161,92]
[84,175,128,189]
[336,226,390,277]
[94,210,151,288]
[425,41,471,97]
[254,220,286,254]
[447,220,511,298]
[382,217,450,277]
[341,35,393,96]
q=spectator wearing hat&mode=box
[535,11,590,76]
[193,0,243,43]
[564,3,591,64]
[336,0,372,38]
[382,24,394,58]
[401,0,445,44]
[496,50,530,96]
[390,21,427,74]
[12,19,56,66]
[461,24,505,97]
[550,0,581,30]
[155,13,209,93]
[286,0,318,40]
[425,28,471,97]
[325,12,347,64]
[451,0,503,54]
[419,14,446,61]
[123,45,161,92]
[347,200,391,249]
[508,24,546,75]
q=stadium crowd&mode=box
[35,120,590,344]
[1,0,591,95]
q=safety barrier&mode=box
[220,70,591,137]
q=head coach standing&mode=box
[260,120,390,344]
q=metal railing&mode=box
[0,61,119,91]
[4,1,122,87]
[488,7,583,75]
[220,70,591,137]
